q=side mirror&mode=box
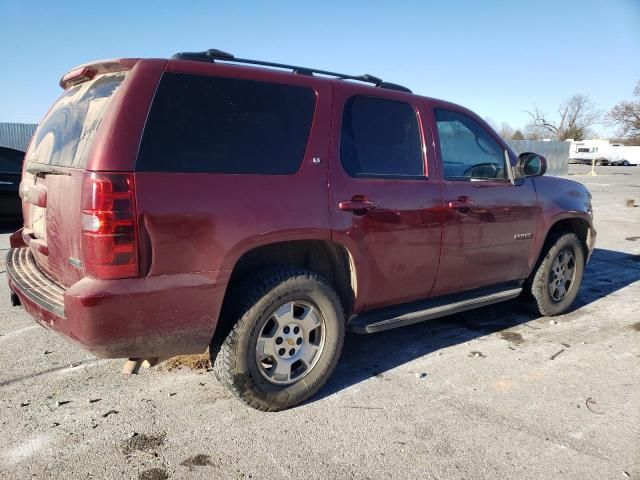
[517,152,547,177]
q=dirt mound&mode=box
[161,353,211,371]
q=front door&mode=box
[329,87,443,312]
[430,107,538,296]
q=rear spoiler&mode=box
[59,58,140,90]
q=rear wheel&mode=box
[622,160,630,166]
[527,233,585,316]
[212,268,344,411]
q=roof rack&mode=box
[171,49,412,93]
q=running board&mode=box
[348,285,523,334]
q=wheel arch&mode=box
[530,215,592,278]
[220,239,357,318]
[544,217,590,257]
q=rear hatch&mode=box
[21,70,128,287]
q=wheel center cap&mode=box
[286,338,295,346]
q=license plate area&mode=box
[29,205,47,241]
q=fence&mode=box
[0,123,38,151]
[506,140,569,176]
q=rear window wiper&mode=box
[26,164,72,177]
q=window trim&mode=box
[339,95,428,180]
[434,107,510,182]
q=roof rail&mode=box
[171,49,412,93]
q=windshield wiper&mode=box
[26,164,72,177]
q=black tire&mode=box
[622,160,630,166]
[527,233,585,316]
[211,267,345,411]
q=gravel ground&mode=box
[0,164,639,480]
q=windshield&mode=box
[26,72,126,168]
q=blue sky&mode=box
[1,0,639,136]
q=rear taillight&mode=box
[81,173,138,279]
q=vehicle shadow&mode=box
[576,248,640,309]
[314,247,640,403]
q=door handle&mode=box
[448,196,477,211]
[339,197,375,214]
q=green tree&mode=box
[511,130,525,140]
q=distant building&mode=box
[0,122,38,151]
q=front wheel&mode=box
[527,233,585,316]
[212,268,345,411]
[622,160,630,166]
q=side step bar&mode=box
[348,285,522,334]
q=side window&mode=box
[341,96,424,178]
[435,109,506,181]
[137,73,316,174]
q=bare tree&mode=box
[606,81,640,145]
[484,118,516,140]
[498,122,515,140]
[525,95,602,141]
[524,123,547,140]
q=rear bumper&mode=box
[6,247,227,358]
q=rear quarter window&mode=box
[136,73,316,174]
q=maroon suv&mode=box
[6,50,595,410]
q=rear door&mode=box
[429,106,538,296]
[21,71,128,286]
[329,86,443,312]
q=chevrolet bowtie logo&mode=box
[286,338,295,346]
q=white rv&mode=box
[569,139,640,166]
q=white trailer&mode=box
[602,144,640,166]
[568,140,640,166]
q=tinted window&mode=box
[340,97,423,178]
[137,73,316,174]
[0,148,24,173]
[26,72,125,168]
[435,109,506,180]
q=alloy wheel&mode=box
[254,300,326,385]
[549,248,576,302]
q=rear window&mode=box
[26,72,125,168]
[136,73,316,174]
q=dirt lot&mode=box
[1,164,639,480]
